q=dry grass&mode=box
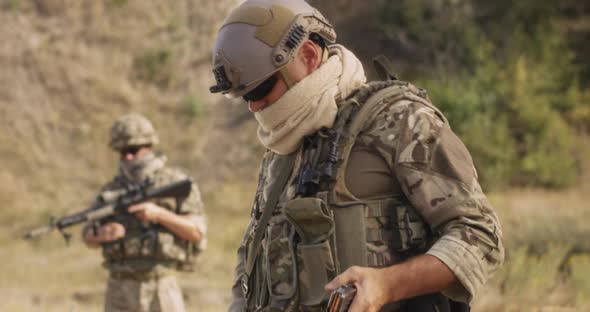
[472,185,590,311]
[0,182,254,312]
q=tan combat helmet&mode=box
[209,0,336,98]
[109,114,159,150]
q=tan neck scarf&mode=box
[118,152,167,183]
[255,45,366,155]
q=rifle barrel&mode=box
[23,225,55,239]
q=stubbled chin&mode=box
[248,101,268,112]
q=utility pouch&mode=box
[140,229,159,256]
[263,217,298,302]
[392,205,428,252]
[284,198,336,307]
[284,197,334,244]
[181,240,199,271]
[102,240,125,260]
[156,231,190,263]
[122,234,142,257]
[331,201,368,271]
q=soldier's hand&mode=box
[84,222,126,243]
[325,266,389,312]
[128,202,164,223]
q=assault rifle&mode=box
[23,178,193,244]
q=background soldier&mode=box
[209,0,504,311]
[82,113,207,312]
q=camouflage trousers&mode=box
[104,274,186,312]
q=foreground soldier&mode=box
[83,114,207,312]
[211,1,504,311]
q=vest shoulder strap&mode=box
[331,80,446,202]
[244,153,296,279]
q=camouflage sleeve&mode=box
[159,168,207,226]
[178,177,205,216]
[181,182,207,220]
[364,100,505,303]
[157,168,208,249]
[183,182,208,250]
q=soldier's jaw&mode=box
[248,99,270,112]
[247,77,289,112]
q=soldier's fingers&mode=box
[133,212,148,222]
[127,204,144,213]
[104,226,116,239]
[111,225,125,239]
[103,222,124,231]
[97,230,109,241]
[96,224,113,241]
[103,226,124,241]
[97,225,109,237]
[143,202,158,210]
[324,268,357,292]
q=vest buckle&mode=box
[241,273,250,298]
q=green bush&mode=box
[375,0,587,189]
[569,254,590,306]
[498,244,570,301]
[132,48,174,88]
[183,94,206,119]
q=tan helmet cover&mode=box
[210,0,336,98]
[109,114,159,150]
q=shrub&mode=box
[132,48,174,88]
[375,0,587,189]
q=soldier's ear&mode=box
[299,41,322,74]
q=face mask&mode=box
[118,152,166,183]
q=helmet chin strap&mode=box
[279,67,297,89]
[279,46,329,90]
[321,46,329,63]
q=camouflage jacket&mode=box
[94,164,207,274]
[230,81,504,311]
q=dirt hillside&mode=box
[0,0,266,230]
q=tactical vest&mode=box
[242,78,464,311]
[99,169,200,273]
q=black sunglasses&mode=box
[120,145,146,157]
[242,75,278,102]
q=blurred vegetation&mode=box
[183,94,207,119]
[390,0,590,189]
[314,0,590,190]
[132,48,175,88]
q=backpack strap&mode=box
[243,153,296,294]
